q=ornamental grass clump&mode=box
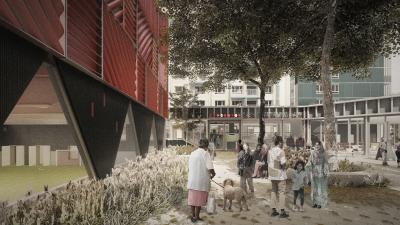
[2,150,188,225]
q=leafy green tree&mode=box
[169,86,198,144]
[160,0,310,146]
[293,0,400,152]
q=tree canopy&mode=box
[160,0,311,88]
[160,0,400,147]
[292,0,400,81]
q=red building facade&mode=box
[0,0,168,117]
[0,0,168,178]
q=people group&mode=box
[187,136,329,222]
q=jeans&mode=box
[240,176,254,193]
[293,188,304,206]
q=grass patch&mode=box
[0,166,86,202]
[251,218,260,223]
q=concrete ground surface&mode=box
[144,151,400,225]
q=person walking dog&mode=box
[187,139,216,223]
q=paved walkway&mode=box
[144,152,400,225]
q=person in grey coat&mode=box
[237,143,254,194]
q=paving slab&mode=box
[144,152,400,225]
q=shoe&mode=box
[299,206,304,212]
[190,217,197,223]
[292,205,298,211]
[312,204,318,208]
[280,211,289,218]
[317,205,322,209]
[271,209,279,217]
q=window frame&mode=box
[232,100,243,106]
[246,86,257,95]
[215,100,225,106]
[246,100,257,106]
[265,86,272,94]
[231,86,243,94]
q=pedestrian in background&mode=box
[208,141,216,160]
[238,143,255,194]
[395,144,400,168]
[236,139,243,153]
[306,141,329,209]
[379,137,388,166]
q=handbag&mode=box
[268,160,281,177]
[206,193,216,214]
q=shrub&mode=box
[337,159,365,172]
[174,146,196,155]
[2,150,188,225]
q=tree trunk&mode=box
[258,87,266,147]
[320,0,337,153]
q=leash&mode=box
[211,179,224,189]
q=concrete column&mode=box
[307,121,312,144]
[364,117,370,156]
[347,118,351,149]
[319,121,323,142]
[356,120,360,146]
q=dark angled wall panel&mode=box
[0,26,46,125]
[154,115,165,150]
[132,101,154,156]
[56,60,129,178]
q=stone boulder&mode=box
[328,172,385,187]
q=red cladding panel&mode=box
[123,0,137,43]
[67,0,102,76]
[103,6,137,100]
[138,0,159,39]
[146,70,158,112]
[0,0,65,53]
[163,88,168,118]
[136,56,146,104]
[137,8,153,66]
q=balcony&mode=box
[247,89,258,95]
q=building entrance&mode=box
[209,120,240,150]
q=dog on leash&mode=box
[222,179,249,211]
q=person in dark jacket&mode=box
[286,135,295,150]
[296,137,305,151]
